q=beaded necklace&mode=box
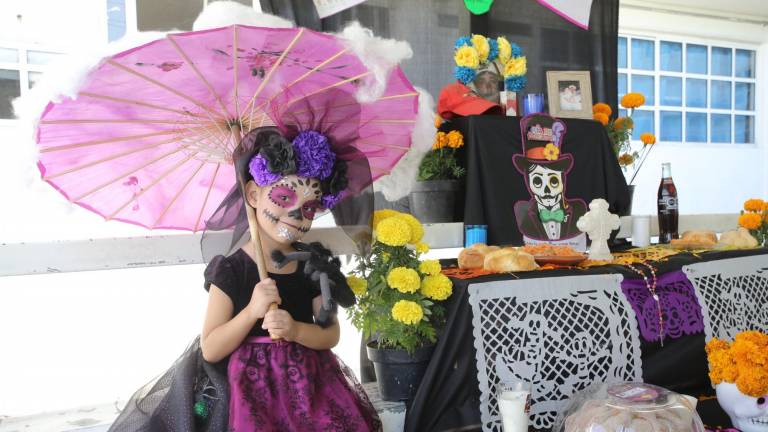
[625,262,665,346]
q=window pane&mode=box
[660,41,682,72]
[686,112,707,142]
[710,80,731,109]
[735,49,755,78]
[619,109,627,119]
[685,78,707,108]
[618,73,627,104]
[735,115,755,144]
[735,82,755,111]
[631,75,654,105]
[660,76,682,106]
[711,47,732,76]
[632,110,654,140]
[660,111,682,141]
[631,39,654,70]
[108,0,128,42]
[686,44,707,74]
[711,114,731,143]
[27,51,61,65]
[28,71,42,89]
[0,47,18,63]
[618,37,627,69]
[0,69,21,119]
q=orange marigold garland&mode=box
[706,331,768,397]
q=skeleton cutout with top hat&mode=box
[513,114,587,249]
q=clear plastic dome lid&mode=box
[554,382,705,432]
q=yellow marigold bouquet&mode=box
[738,198,768,245]
[418,125,466,181]
[593,94,657,185]
[346,210,453,353]
[706,331,768,397]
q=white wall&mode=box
[619,2,768,217]
[0,0,110,49]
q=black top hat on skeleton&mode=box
[513,113,571,174]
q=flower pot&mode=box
[408,180,460,223]
[366,342,435,401]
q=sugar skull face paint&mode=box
[528,164,563,209]
[249,174,322,246]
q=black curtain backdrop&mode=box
[472,0,619,115]
[261,0,619,114]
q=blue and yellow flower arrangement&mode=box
[453,34,527,92]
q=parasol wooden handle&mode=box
[233,125,280,340]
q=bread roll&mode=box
[483,249,537,272]
[670,230,717,249]
[458,247,485,269]
[718,227,759,248]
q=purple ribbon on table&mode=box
[620,270,704,343]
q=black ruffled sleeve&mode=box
[204,255,238,301]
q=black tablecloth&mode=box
[405,248,768,432]
[447,116,630,246]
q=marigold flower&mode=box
[618,153,634,166]
[707,331,768,397]
[593,112,609,126]
[415,242,430,254]
[744,199,765,213]
[446,130,464,149]
[432,131,448,150]
[454,45,479,68]
[391,300,423,325]
[543,143,560,161]
[739,213,762,231]
[434,115,443,129]
[376,216,411,246]
[420,274,453,301]
[346,275,368,296]
[592,102,612,116]
[497,36,512,64]
[395,213,424,244]
[372,209,400,230]
[387,267,421,293]
[614,116,633,130]
[419,259,442,276]
[620,92,645,109]
[504,56,527,77]
[471,34,490,62]
[640,133,656,145]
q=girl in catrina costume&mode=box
[109,94,382,432]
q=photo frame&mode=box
[546,71,593,119]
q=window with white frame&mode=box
[0,45,62,119]
[618,35,757,144]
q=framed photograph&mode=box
[546,71,593,119]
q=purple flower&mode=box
[321,191,344,209]
[248,154,281,186]
[292,131,335,180]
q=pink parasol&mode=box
[35,25,418,233]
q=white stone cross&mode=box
[577,198,621,261]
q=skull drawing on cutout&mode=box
[528,164,563,209]
[716,382,768,432]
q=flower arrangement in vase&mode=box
[347,210,453,353]
[738,199,768,246]
[593,92,657,185]
[418,119,466,181]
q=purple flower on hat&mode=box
[321,191,344,209]
[293,131,335,180]
[248,154,281,186]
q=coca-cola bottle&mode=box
[657,162,679,243]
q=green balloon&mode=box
[464,0,493,15]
